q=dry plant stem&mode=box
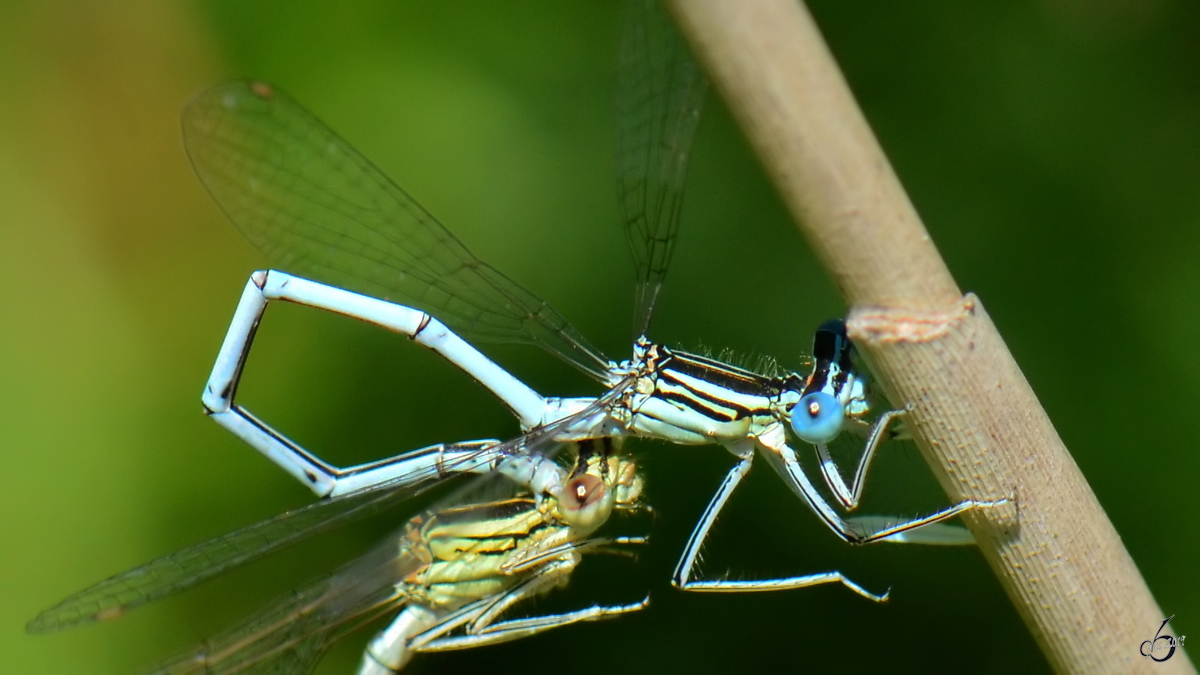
[665,1,1191,673]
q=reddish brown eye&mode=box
[563,474,604,511]
[558,472,615,532]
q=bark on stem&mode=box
[664,1,1191,673]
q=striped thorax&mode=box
[395,438,640,609]
[611,331,871,448]
[362,438,645,673]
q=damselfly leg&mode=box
[789,318,913,511]
[669,439,889,601]
[34,436,649,673]
[181,0,1009,605]
[783,319,1005,545]
[362,532,648,674]
[386,537,649,669]
[28,3,1016,672]
[406,575,648,657]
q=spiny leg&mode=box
[502,536,649,576]
[763,437,1010,546]
[671,441,753,590]
[413,560,648,654]
[681,571,888,602]
[814,406,909,510]
[669,441,888,600]
[431,598,648,651]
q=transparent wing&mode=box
[27,379,632,634]
[617,0,708,338]
[146,482,630,674]
[147,537,410,675]
[26,468,431,635]
[183,81,609,379]
[138,370,636,673]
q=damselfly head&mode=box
[813,318,854,369]
[559,473,615,534]
[788,318,869,443]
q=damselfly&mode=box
[187,0,1007,601]
[31,430,649,673]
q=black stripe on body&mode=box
[803,361,831,397]
[570,438,616,483]
[655,371,774,421]
[832,363,850,394]
[662,348,782,399]
[806,319,855,397]
[655,387,741,421]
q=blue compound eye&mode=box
[790,392,845,443]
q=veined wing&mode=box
[137,373,638,673]
[617,0,707,339]
[25,468,430,635]
[26,380,632,634]
[145,486,628,675]
[183,81,610,379]
[147,535,411,675]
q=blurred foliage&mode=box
[2,1,1198,673]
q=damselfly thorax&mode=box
[189,69,1006,598]
[30,1,1011,672]
[357,438,646,674]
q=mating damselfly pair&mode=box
[28,1,1009,672]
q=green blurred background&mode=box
[2,1,1197,672]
